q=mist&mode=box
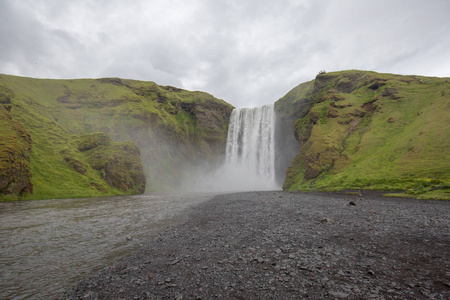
[180,162,281,193]
[178,104,298,193]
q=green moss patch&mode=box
[0,106,33,200]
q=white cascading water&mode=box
[187,104,280,192]
[222,104,279,191]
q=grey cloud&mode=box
[1,0,449,108]
[0,2,48,64]
[0,1,88,78]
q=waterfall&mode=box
[184,104,280,192]
[222,104,279,190]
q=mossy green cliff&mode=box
[0,104,33,197]
[276,70,450,200]
[0,74,233,201]
[3,70,448,201]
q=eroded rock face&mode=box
[193,99,234,154]
[104,142,146,194]
[0,106,33,197]
[78,133,146,194]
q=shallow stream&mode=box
[0,193,216,299]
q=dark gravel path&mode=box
[62,191,450,299]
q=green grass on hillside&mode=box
[8,96,124,200]
[277,71,450,200]
[0,74,232,200]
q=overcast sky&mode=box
[1,0,449,108]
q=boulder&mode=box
[79,134,146,194]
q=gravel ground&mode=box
[62,191,450,300]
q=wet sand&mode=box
[62,191,450,299]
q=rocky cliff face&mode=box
[0,99,33,199]
[275,70,450,199]
[77,132,146,194]
[0,74,233,200]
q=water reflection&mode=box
[0,193,215,299]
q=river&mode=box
[0,193,217,299]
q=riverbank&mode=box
[62,191,450,299]
[0,193,218,299]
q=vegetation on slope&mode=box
[0,74,232,201]
[0,103,33,199]
[276,70,450,200]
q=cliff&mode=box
[0,74,233,200]
[275,70,450,200]
[0,102,33,199]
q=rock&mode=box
[78,132,112,152]
[0,106,33,198]
[319,218,333,224]
[89,182,108,193]
[63,157,87,174]
[170,259,180,265]
[329,291,350,298]
[382,88,402,99]
[81,135,146,194]
[327,107,339,118]
[368,79,388,90]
